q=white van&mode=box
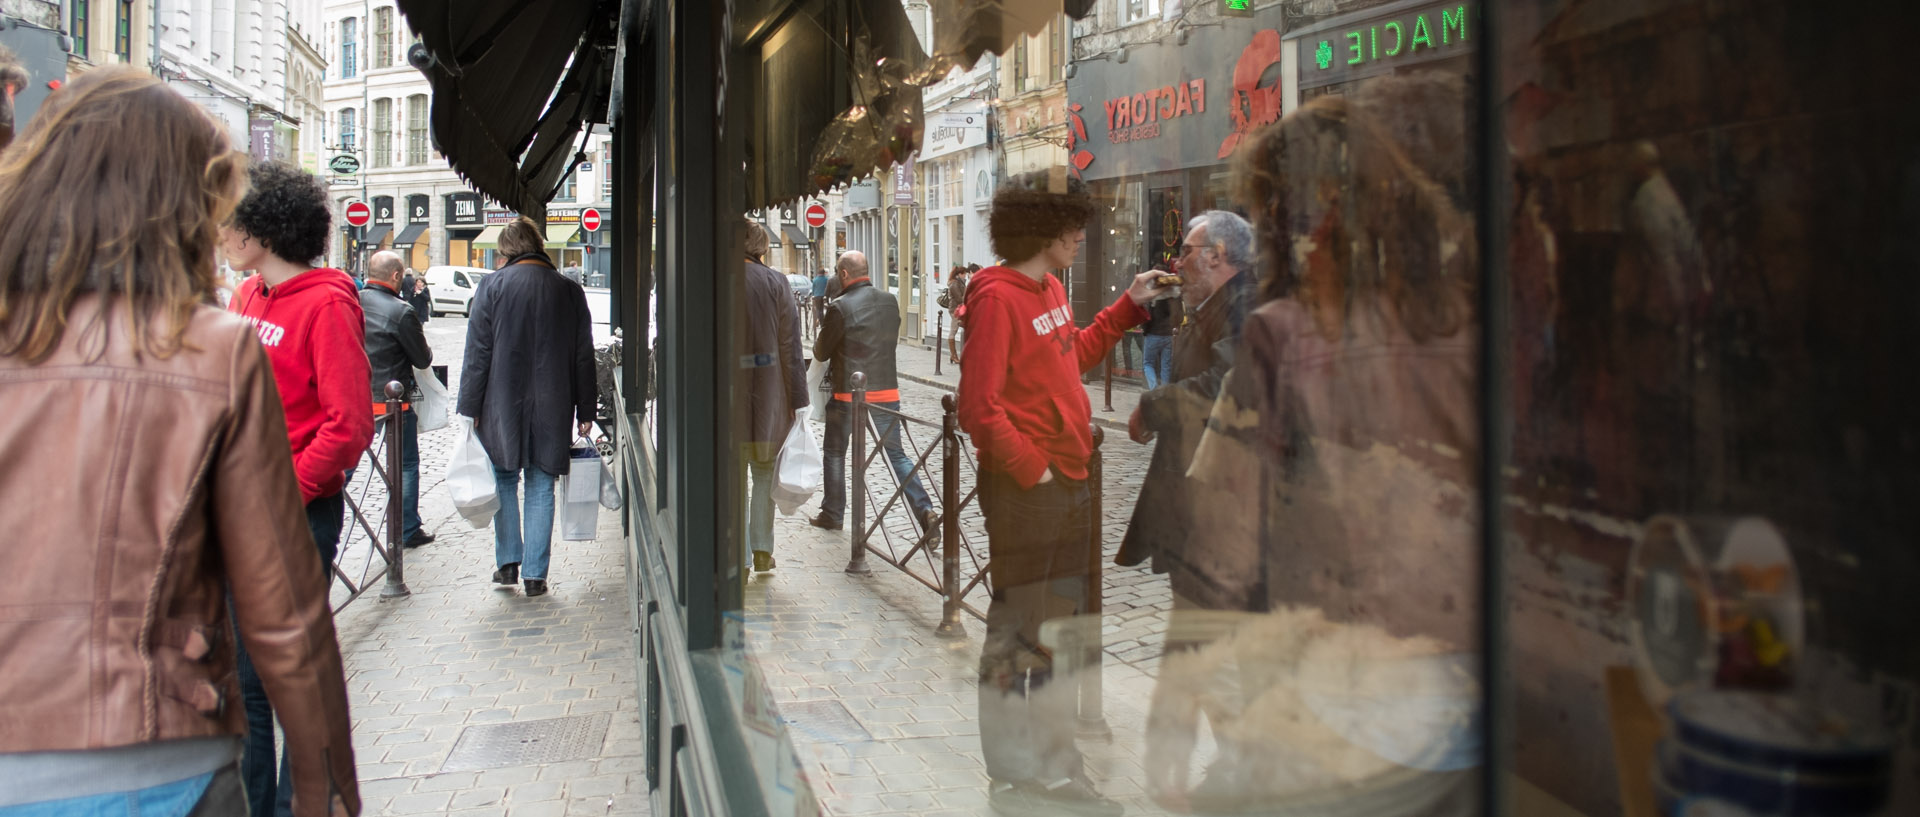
[423,265,492,316]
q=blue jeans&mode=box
[494,466,557,581]
[398,410,422,541]
[1142,333,1174,390]
[745,443,777,555]
[820,399,932,524]
[236,493,342,817]
[0,764,239,817]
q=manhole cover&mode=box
[441,713,612,772]
[778,700,872,745]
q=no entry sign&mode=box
[582,208,603,232]
[345,201,372,227]
[804,203,827,228]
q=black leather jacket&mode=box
[360,281,432,402]
[814,278,901,395]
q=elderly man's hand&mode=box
[1129,406,1155,444]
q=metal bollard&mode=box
[1077,425,1109,737]
[844,372,871,574]
[934,312,943,377]
[380,380,412,598]
[935,394,965,638]
[1103,346,1115,413]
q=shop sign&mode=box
[445,192,484,226]
[372,195,395,225]
[1064,2,1285,182]
[1294,1,1474,90]
[921,109,988,160]
[892,160,915,205]
[548,208,583,224]
[484,208,517,225]
[407,194,430,224]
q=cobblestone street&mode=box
[325,314,649,817]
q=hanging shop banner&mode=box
[1063,2,1287,181]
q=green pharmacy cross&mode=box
[1222,0,1254,16]
[1316,40,1334,70]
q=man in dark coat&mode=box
[743,221,807,573]
[401,268,432,323]
[1116,211,1257,591]
[458,217,597,597]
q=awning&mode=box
[396,0,621,218]
[546,225,581,246]
[361,224,392,246]
[471,224,506,249]
[392,223,429,248]
[780,225,811,247]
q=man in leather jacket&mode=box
[363,251,435,548]
[810,251,939,537]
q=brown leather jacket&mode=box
[0,297,360,816]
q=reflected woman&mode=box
[1145,85,1483,812]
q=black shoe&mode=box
[492,563,519,585]
[989,779,1123,817]
[753,551,775,572]
[402,531,436,549]
[917,509,942,534]
[808,513,841,531]
[523,579,548,597]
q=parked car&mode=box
[786,273,811,300]
[423,265,491,316]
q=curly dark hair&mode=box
[231,161,332,265]
[988,169,1094,264]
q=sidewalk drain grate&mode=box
[440,713,612,772]
[778,700,873,745]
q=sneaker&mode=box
[807,513,841,531]
[753,551,776,572]
[492,563,519,585]
[523,578,548,597]
[989,779,1123,817]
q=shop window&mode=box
[943,157,963,208]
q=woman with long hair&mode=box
[0,68,359,816]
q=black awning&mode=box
[397,0,622,218]
[361,224,392,246]
[392,223,430,248]
[780,225,811,247]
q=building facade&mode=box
[915,53,994,340]
[154,0,303,162]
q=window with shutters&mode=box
[374,7,393,68]
[406,95,428,165]
[372,98,392,168]
[340,17,357,78]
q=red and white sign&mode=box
[581,208,603,232]
[344,201,372,227]
[804,203,828,228]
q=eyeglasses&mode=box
[1179,242,1206,256]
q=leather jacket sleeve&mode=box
[398,308,432,371]
[215,337,361,817]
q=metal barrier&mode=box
[332,380,412,612]
[837,372,1108,648]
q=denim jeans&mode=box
[235,494,341,817]
[494,466,558,580]
[744,442,778,555]
[0,764,241,817]
[1142,333,1174,390]
[820,399,932,524]
[399,410,422,541]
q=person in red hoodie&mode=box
[224,160,373,817]
[958,169,1168,817]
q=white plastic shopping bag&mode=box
[413,367,449,432]
[598,456,623,511]
[772,409,822,516]
[806,359,829,423]
[558,443,602,541]
[445,417,498,528]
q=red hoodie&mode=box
[230,268,374,503]
[957,265,1148,489]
